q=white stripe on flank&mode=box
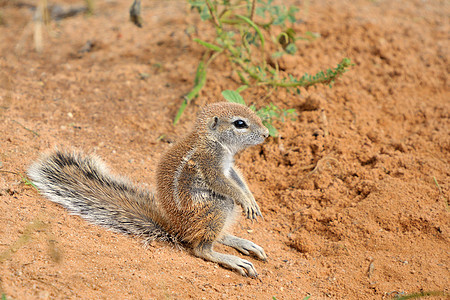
[173,147,196,206]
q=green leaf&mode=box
[175,61,207,124]
[263,121,278,137]
[236,15,265,49]
[285,43,297,54]
[305,31,321,40]
[272,51,284,59]
[236,85,249,93]
[222,90,246,105]
[200,6,211,21]
[139,72,150,79]
[193,60,206,86]
[189,1,205,7]
[286,108,297,114]
[236,71,250,85]
[193,38,223,52]
[255,7,265,17]
[287,6,299,23]
[243,31,258,45]
[273,14,286,25]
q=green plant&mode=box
[174,0,352,124]
[0,170,38,191]
[222,88,296,137]
[84,0,95,15]
[393,290,447,299]
[433,176,449,211]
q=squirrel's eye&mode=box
[233,120,248,129]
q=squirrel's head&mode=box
[195,102,269,154]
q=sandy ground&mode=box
[0,0,449,299]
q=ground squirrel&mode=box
[28,102,269,277]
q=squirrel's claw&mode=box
[219,234,267,262]
[245,202,262,221]
[238,239,267,261]
[243,197,263,221]
[235,259,258,278]
[194,242,260,278]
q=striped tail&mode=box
[28,149,177,244]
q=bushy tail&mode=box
[28,149,176,244]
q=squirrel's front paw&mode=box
[235,239,267,261]
[220,234,267,261]
[243,198,263,220]
[222,256,259,278]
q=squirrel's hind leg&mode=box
[193,241,258,278]
[219,234,267,261]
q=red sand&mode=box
[0,0,448,298]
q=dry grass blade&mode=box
[433,176,449,210]
[0,220,46,263]
[12,120,39,137]
[0,170,38,190]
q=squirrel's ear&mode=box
[208,116,219,130]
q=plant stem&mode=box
[205,0,221,28]
[0,170,38,190]
[250,0,256,21]
[261,58,351,88]
[12,120,39,137]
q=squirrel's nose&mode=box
[262,127,269,138]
